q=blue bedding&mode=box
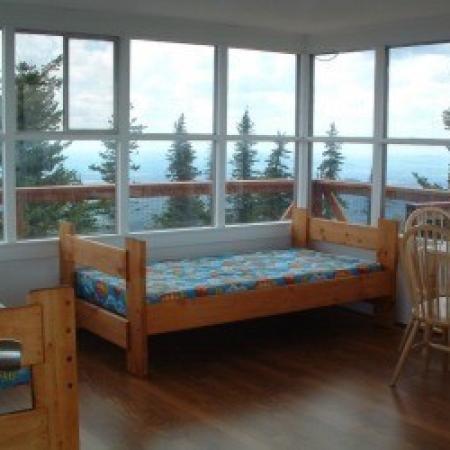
[0,369,30,390]
[76,248,382,316]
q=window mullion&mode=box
[214,45,227,228]
[117,37,130,236]
[63,35,69,131]
[371,46,388,226]
[3,25,17,243]
[297,53,312,209]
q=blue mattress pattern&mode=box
[76,248,382,317]
[0,369,30,390]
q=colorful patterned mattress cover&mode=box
[0,369,30,390]
[75,248,382,317]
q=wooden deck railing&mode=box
[2,178,449,230]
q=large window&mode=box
[16,32,116,132]
[228,49,296,136]
[312,51,375,224]
[386,43,450,228]
[129,139,212,231]
[312,143,372,224]
[16,141,116,240]
[313,51,375,137]
[389,43,450,139]
[68,38,115,130]
[130,40,214,133]
[226,140,294,224]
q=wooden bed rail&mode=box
[59,223,148,377]
[0,287,79,450]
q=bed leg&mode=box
[126,238,148,377]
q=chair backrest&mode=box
[402,223,450,325]
[405,206,450,231]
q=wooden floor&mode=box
[3,307,450,450]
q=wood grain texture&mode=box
[59,222,75,285]
[0,304,43,366]
[30,287,79,450]
[291,207,309,247]
[0,409,49,450]
[309,217,379,249]
[71,236,127,278]
[76,299,128,349]
[69,310,450,449]
[126,238,148,377]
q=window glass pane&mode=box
[313,51,375,137]
[130,40,214,133]
[226,138,295,224]
[312,142,372,224]
[69,38,115,129]
[228,48,296,136]
[129,138,212,231]
[16,33,63,131]
[385,145,450,229]
[389,43,450,139]
[16,140,116,239]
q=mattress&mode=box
[75,248,382,317]
[0,369,30,390]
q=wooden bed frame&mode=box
[0,287,78,450]
[59,207,399,377]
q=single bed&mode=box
[60,207,399,377]
[0,287,78,450]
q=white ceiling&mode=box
[2,0,450,34]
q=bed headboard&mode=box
[291,207,399,272]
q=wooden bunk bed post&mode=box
[125,238,148,377]
[59,222,75,285]
[373,218,399,327]
[291,207,309,248]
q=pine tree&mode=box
[153,114,210,228]
[15,56,98,238]
[317,122,344,180]
[227,109,259,223]
[413,107,450,190]
[89,113,144,221]
[259,132,293,220]
[316,122,345,219]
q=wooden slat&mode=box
[30,287,79,450]
[125,238,148,377]
[377,218,399,271]
[147,271,393,335]
[0,409,49,450]
[0,304,43,366]
[59,222,75,285]
[71,236,127,278]
[291,207,309,247]
[76,299,128,349]
[309,217,379,250]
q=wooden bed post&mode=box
[374,218,399,327]
[59,222,75,285]
[29,286,79,450]
[126,238,148,377]
[291,207,309,248]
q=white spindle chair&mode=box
[391,223,450,386]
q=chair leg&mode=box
[390,319,420,387]
[399,319,413,352]
[424,324,432,371]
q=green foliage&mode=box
[258,133,293,221]
[413,107,450,190]
[227,109,260,223]
[316,122,346,219]
[153,114,210,228]
[317,122,344,180]
[15,55,99,238]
